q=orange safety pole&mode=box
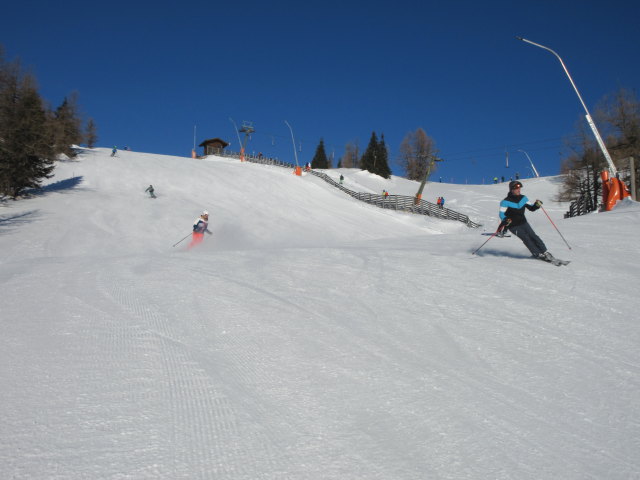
[606,179,620,211]
[601,170,631,211]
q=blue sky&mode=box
[3,0,639,184]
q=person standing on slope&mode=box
[189,211,212,248]
[498,181,553,261]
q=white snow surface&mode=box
[1,148,639,479]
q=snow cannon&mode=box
[601,170,631,211]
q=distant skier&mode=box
[189,211,212,248]
[498,181,553,261]
[145,185,155,198]
[440,196,445,209]
[339,174,344,185]
[111,146,117,157]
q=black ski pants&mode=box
[508,222,547,257]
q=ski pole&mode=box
[172,232,192,248]
[540,206,572,250]
[472,225,505,255]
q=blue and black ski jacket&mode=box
[499,193,539,227]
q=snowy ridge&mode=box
[1,148,639,479]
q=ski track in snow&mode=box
[95,259,294,479]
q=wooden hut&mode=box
[199,138,229,156]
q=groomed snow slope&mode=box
[1,148,639,479]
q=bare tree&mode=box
[340,140,359,168]
[85,118,98,148]
[595,88,640,163]
[560,88,640,200]
[398,127,436,181]
[559,121,602,202]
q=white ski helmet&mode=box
[202,210,209,216]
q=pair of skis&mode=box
[474,205,572,266]
[538,252,570,267]
[476,231,571,266]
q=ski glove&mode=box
[500,218,512,229]
[534,199,543,207]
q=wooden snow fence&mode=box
[213,151,481,228]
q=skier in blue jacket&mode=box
[499,180,553,261]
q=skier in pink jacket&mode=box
[189,211,212,248]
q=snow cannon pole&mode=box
[172,232,192,248]
[540,206,572,250]
[472,225,504,255]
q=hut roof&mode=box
[198,138,229,148]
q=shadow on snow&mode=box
[0,210,41,235]
[27,176,85,196]
[472,248,531,260]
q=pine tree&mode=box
[360,131,379,174]
[311,138,329,169]
[85,118,98,148]
[0,61,55,198]
[51,93,82,157]
[375,133,392,179]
